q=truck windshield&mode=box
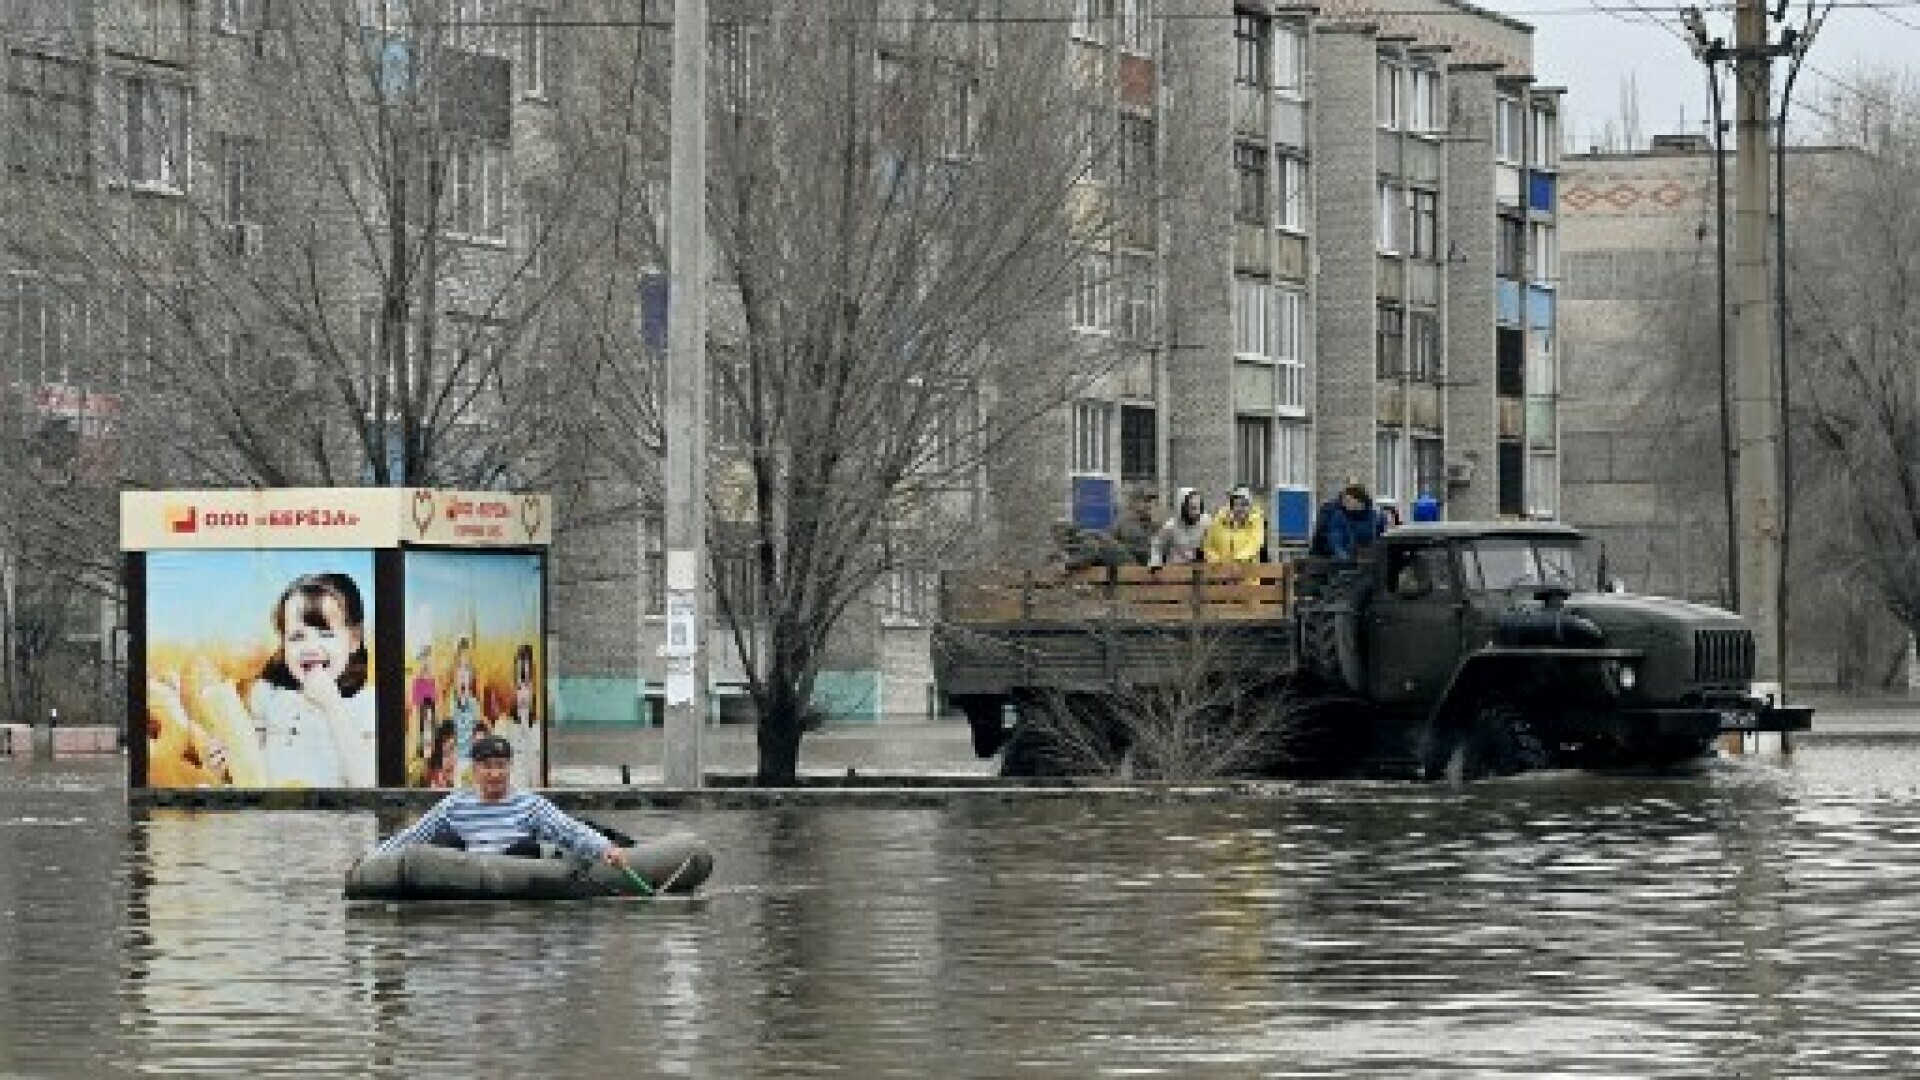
[1460,536,1597,592]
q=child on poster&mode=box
[447,636,483,786]
[247,572,378,788]
[505,641,539,786]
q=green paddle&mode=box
[619,865,656,896]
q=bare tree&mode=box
[593,1,1152,782]
[1786,78,1920,655]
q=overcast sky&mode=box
[1484,2,1920,150]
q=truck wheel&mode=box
[953,696,1008,758]
[1461,707,1549,778]
[999,723,1068,778]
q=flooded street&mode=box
[5,720,1920,1078]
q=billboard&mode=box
[144,550,378,788]
[403,550,544,789]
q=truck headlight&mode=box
[1618,663,1638,691]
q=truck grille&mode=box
[1695,629,1754,684]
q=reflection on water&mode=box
[4,733,1920,1078]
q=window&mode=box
[1497,214,1524,279]
[1277,152,1307,232]
[1408,310,1438,382]
[884,568,936,624]
[1073,400,1113,473]
[1378,181,1403,254]
[1376,305,1404,379]
[1376,62,1402,129]
[1120,404,1155,483]
[445,139,507,239]
[1119,0,1152,54]
[1530,221,1557,281]
[1116,251,1157,343]
[449,0,505,56]
[216,0,250,35]
[1072,0,1114,44]
[520,7,548,98]
[1235,416,1272,492]
[1375,428,1406,506]
[642,517,664,616]
[1118,113,1154,195]
[1232,276,1271,360]
[943,76,979,159]
[113,75,189,191]
[1531,105,1558,169]
[1073,253,1112,334]
[1410,189,1437,260]
[1,273,81,388]
[1276,420,1310,488]
[1496,96,1523,162]
[1234,13,1266,89]
[1235,143,1267,223]
[1271,22,1305,96]
[522,201,546,277]
[7,50,87,179]
[1526,453,1559,518]
[1413,436,1445,501]
[1276,289,1305,414]
[445,318,506,427]
[218,134,259,253]
[1409,68,1439,133]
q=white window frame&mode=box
[520,7,548,99]
[1276,420,1311,489]
[1375,428,1407,507]
[883,567,937,626]
[1276,288,1305,415]
[1525,453,1559,519]
[1409,68,1439,134]
[1119,0,1152,55]
[1073,252,1112,335]
[1116,251,1157,344]
[1071,0,1113,44]
[1410,188,1437,260]
[1531,104,1558,169]
[216,0,249,35]
[1530,221,1557,281]
[113,74,190,193]
[1235,415,1273,493]
[1378,181,1404,255]
[1072,399,1114,474]
[1376,61,1402,130]
[445,138,508,241]
[1232,276,1272,361]
[1271,22,1305,98]
[1496,96,1523,163]
[1277,152,1307,233]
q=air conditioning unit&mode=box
[1445,460,1475,486]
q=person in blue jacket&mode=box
[1310,483,1389,562]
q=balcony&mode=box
[1498,396,1525,441]
[1235,221,1269,276]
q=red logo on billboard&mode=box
[166,505,197,534]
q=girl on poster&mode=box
[447,636,482,786]
[247,573,378,788]
[505,642,539,785]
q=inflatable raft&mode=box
[344,832,713,902]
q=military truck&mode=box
[934,521,1811,779]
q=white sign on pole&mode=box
[664,655,696,706]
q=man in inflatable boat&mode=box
[374,734,631,870]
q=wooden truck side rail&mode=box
[940,561,1297,626]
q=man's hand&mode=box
[601,845,630,870]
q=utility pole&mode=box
[661,0,708,788]
[1732,0,1783,700]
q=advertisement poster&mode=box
[145,550,379,788]
[403,550,544,789]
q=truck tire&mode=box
[1459,706,1549,778]
[953,695,1008,758]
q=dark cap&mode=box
[471,734,513,761]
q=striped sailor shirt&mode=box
[375,790,612,860]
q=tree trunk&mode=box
[754,674,806,785]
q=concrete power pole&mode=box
[661,0,708,787]
[1733,0,1784,700]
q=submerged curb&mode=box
[128,775,1302,811]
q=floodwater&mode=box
[4,719,1920,1078]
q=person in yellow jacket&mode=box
[1202,486,1266,563]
